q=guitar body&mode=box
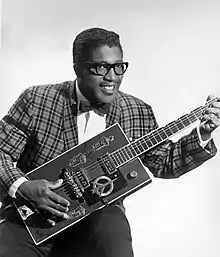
[15,123,152,245]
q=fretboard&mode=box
[110,97,218,168]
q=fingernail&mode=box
[48,220,55,226]
[63,213,69,219]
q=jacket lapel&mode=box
[62,81,79,151]
[106,98,121,128]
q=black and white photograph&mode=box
[0,1,220,256]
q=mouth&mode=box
[99,84,116,95]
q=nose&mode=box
[103,67,117,82]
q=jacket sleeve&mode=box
[0,88,33,199]
[141,106,217,178]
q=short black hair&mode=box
[72,27,123,67]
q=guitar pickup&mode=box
[98,153,116,174]
[73,169,90,190]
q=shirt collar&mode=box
[75,80,109,117]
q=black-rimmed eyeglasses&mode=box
[84,62,129,76]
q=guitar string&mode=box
[55,108,202,193]
[55,97,217,193]
[56,98,214,193]
[0,98,215,201]
[0,98,216,226]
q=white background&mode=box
[1,1,220,256]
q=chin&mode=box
[101,94,117,104]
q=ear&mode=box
[74,64,84,78]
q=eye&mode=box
[114,63,125,74]
[97,63,107,69]
[90,67,97,73]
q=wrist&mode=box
[9,177,29,198]
[16,180,30,198]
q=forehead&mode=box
[89,45,123,63]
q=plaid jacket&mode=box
[0,80,217,204]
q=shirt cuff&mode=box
[8,177,28,198]
[196,126,212,149]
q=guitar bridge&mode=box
[61,168,90,200]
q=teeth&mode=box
[104,86,114,92]
[104,86,114,90]
[100,85,114,91]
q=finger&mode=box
[43,206,69,220]
[203,108,220,119]
[47,179,63,190]
[31,206,56,226]
[207,104,220,111]
[46,218,56,226]
[204,122,216,129]
[48,200,69,213]
[48,190,70,207]
[209,123,216,129]
[211,102,220,108]
[201,114,219,130]
[206,94,215,102]
[202,113,219,123]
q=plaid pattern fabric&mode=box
[0,80,217,203]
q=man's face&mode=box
[78,45,125,104]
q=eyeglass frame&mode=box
[84,61,129,76]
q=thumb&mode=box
[47,179,63,189]
[206,94,215,102]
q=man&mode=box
[0,27,219,257]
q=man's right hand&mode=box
[16,179,70,223]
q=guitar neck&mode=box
[110,98,218,168]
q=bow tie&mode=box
[79,101,110,116]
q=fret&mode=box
[189,110,200,122]
[181,115,191,126]
[193,107,203,119]
[136,141,145,152]
[130,143,138,156]
[164,126,173,137]
[115,151,124,165]
[111,154,120,167]
[139,139,149,150]
[154,133,163,143]
[112,153,122,166]
[176,119,185,130]
[144,137,153,148]
[118,149,127,163]
[122,148,131,160]
[125,146,134,158]
[149,135,158,145]
[159,128,168,140]
[167,121,179,133]
[132,143,142,154]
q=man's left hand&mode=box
[199,95,220,141]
